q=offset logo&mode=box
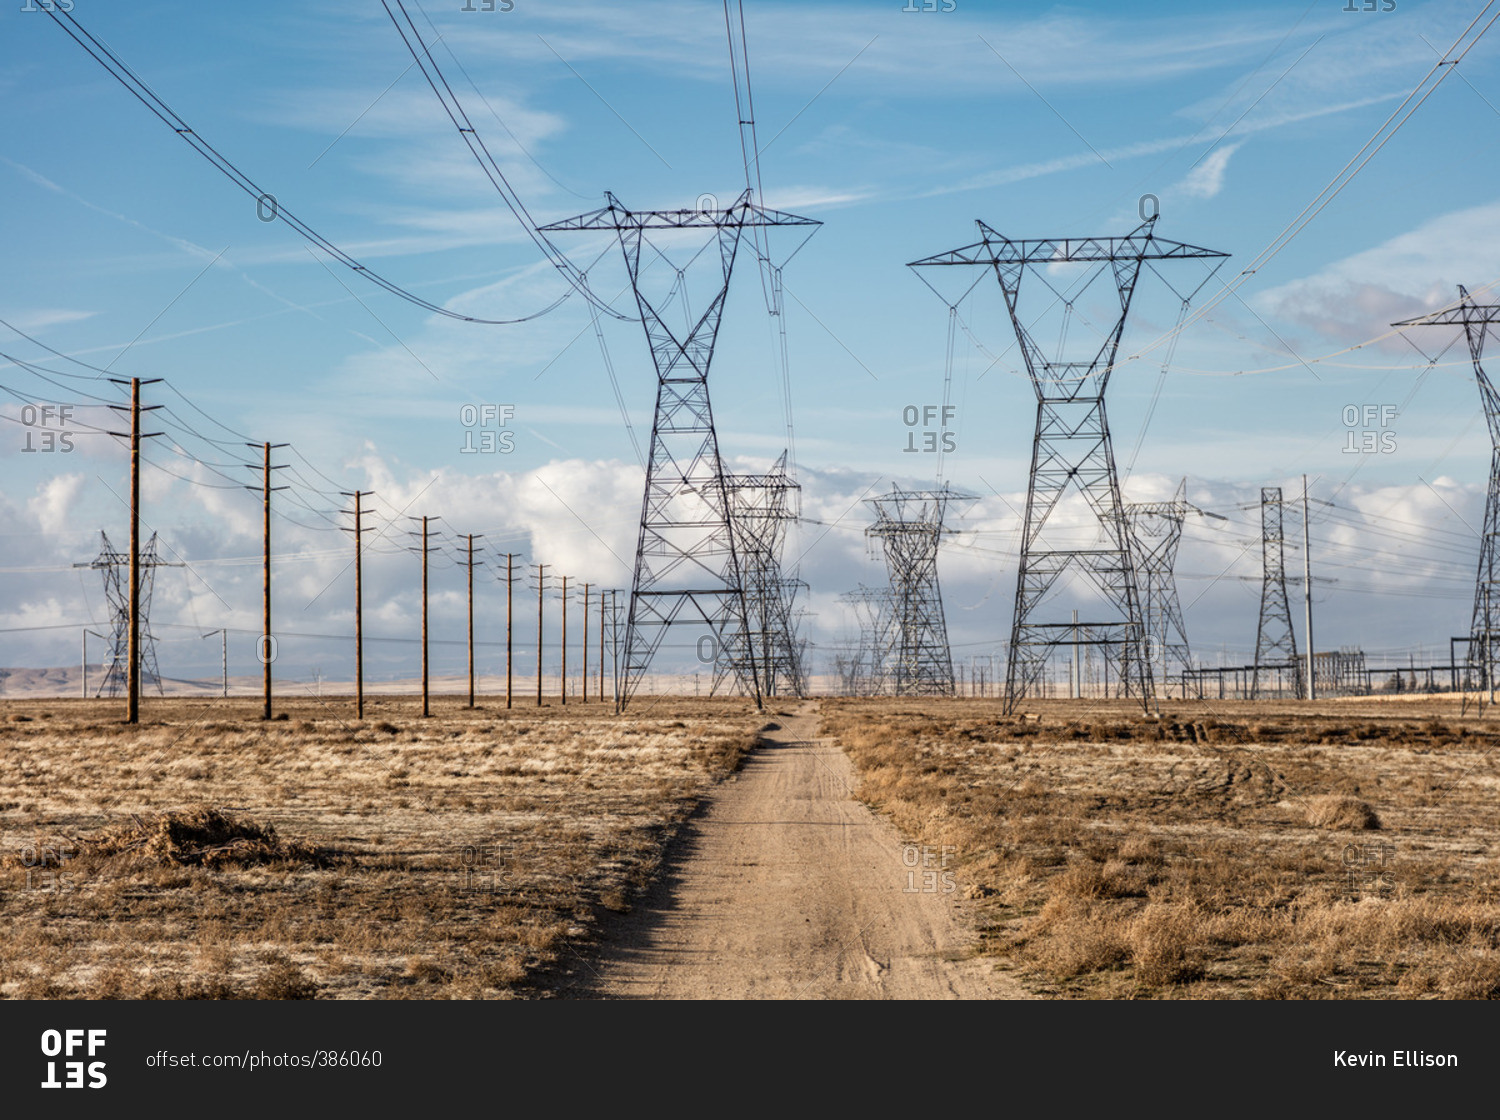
[40,1029,107,1089]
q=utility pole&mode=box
[499,553,521,710]
[245,440,289,721]
[599,587,606,704]
[582,582,592,703]
[408,516,440,717]
[559,574,569,706]
[106,376,162,723]
[462,534,483,708]
[532,563,549,707]
[1303,475,1316,703]
[341,490,373,719]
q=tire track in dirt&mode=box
[564,701,1030,999]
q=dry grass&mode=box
[0,694,764,1000]
[824,696,1500,999]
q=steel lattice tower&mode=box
[910,217,1227,712]
[541,191,818,708]
[78,530,168,699]
[712,451,806,698]
[1122,479,1222,698]
[1252,488,1302,699]
[839,586,895,695]
[865,486,973,696]
[1393,287,1500,701]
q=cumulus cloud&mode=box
[1254,200,1500,346]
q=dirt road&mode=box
[569,702,1029,999]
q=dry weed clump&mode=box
[825,696,1500,999]
[69,806,339,870]
[1304,795,1381,831]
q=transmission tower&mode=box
[864,485,973,696]
[1393,287,1500,703]
[76,530,172,699]
[1252,488,1302,699]
[713,451,807,698]
[540,192,818,708]
[909,217,1227,713]
[840,585,895,696]
[1121,479,1225,698]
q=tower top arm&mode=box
[540,189,821,232]
[1393,305,1500,327]
[908,218,1227,268]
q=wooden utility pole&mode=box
[341,490,373,719]
[106,376,162,724]
[245,439,288,721]
[532,563,549,707]
[414,517,437,717]
[500,553,521,709]
[560,574,569,706]
[582,582,592,702]
[598,588,606,704]
[1303,475,1316,703]
[463,533,483,708]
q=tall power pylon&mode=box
[75,530,173,699]
[909,217,1227,713]
[839,586,894,695]
[541,192,818,708]
[1393,287,1500,701]
[1122,479,1224,698]
[1252,487,1302,699]
[713,451,806,698]
[864,485,973,696]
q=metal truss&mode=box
[1252,487,1302,699]
[1121,478,1224,698]
[79,530,167,699]
[865,485,973,696]
[1394,286,1500,708]
[712,451,807,698]
[909,217,1227,712]
[839,586,895,696]
[541,191,818,708]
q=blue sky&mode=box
[3,0,1500,690]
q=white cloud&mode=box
[1255,200,1500,345]
[1175,142,1240,200]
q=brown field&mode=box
[0,694,765,1000]
[823,695,1500,999]
[8,690,1500,1000]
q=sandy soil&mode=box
[565,702,1029,999]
